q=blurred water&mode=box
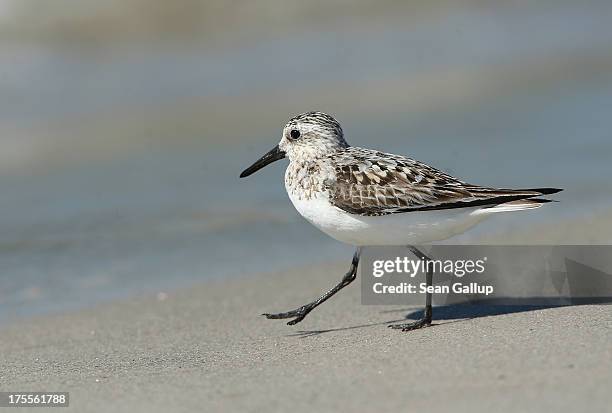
[1,2,612,323]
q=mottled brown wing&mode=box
[327,148,556,216]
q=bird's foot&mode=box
[388,318,432,332]
[263,304,315,325]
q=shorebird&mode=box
[240,111,561,331]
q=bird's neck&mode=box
[287,145,348,164]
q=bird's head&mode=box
[240,111,347,178]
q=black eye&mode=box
[290,129,301,139]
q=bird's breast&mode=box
[284,161,368,242]
[284,161,331,201]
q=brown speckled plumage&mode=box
[324,147,560,216]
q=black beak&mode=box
[240,145,286,178]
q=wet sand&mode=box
[1,262,610,412]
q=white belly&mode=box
[286,190,489,246]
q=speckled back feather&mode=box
[325,147,560,216]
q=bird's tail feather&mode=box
[472,198,556,215]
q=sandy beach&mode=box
[1,262,610,412]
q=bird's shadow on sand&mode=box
[288,297,612,338]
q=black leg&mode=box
[263,247,362,325]
[389,246,434,331]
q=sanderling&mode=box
[240,111,561,331]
